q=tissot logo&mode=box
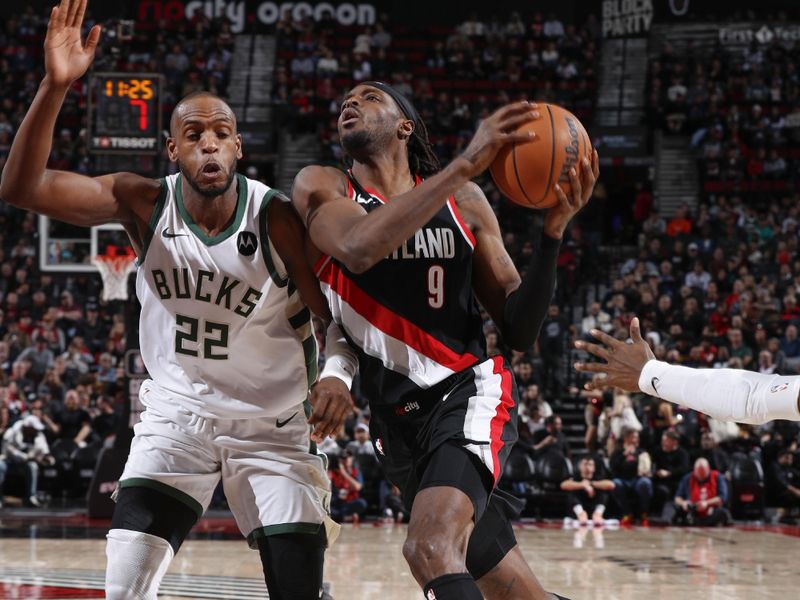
[237,231,258,256]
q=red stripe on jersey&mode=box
[447,197,477,248]
[320,263,480,371]
[489,355,515,483]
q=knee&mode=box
[105,584,140,600]
[105,529,174,600]
[636,478,652,493]
[403,529,465,579]
[28,461,39,476]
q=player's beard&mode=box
[178,159,237,199]
[341,125,394,163]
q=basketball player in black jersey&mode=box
[293,82,598,600]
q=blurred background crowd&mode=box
[1,3,800,528]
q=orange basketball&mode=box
[490,103,593,209]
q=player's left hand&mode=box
[543,149,599,239]
[574,317,655,393]
[308,377,354,443]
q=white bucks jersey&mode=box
[135,173,317,418]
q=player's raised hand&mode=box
[459,101,540,178]
[573,317,655,392]
[543,149,599,238]
[308,377,354,443]
[45,0,102,87]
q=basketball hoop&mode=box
[91,246,137,301]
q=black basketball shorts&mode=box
[368,356,520,522]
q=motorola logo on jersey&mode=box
[237,231,258,256]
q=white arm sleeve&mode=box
[639,360,800,425]
[319,321,359,389]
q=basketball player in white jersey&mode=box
[575,317,800,424]
[0,2,357,599]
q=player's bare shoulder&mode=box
[291,165,349,215]
[111,172,164,218]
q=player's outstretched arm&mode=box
[291,102,539,274]
[468,152,598,351]
[0,0,156,227]
[574,317,800,425]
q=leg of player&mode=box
[105,486,198,600]
[257,529,327,600]
[404,485,483,599]
[466,495,568,600]
[476,546,554,599]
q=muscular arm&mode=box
[291,101,539,274]
[577,319,800,425]
[267,191,333,322]
[0,78,158,229]
[292,161,475,274]
[0,1,157,233]
[458,182,559,352]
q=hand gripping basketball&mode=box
[458,101,541,179]
[45,0,102,88]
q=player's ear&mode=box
[235,133,243,160]
[398,119,414,140]
[166,136,178,162]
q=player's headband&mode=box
[361,81,420,132]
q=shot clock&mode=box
[88,73,163,155]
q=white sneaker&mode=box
[28,496,41,508]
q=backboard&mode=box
[39,215,132,273]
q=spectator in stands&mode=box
[666,205,692,237]
[371,23,392,49]
[543,12,565,38]
[560,456,615,525]
[685,260,711,292]
[766,447,800,516]
[692,430,730,473]
[652,429,690,517]
[329,449,367,524]
[673,458,730,526]
[0,414,54,507]
[540,304,568,398]
[727,328,754,369]
[581,302,612,337]
[346,423,374,457]
[379,482,406,523]
[532,415,571,458]
[597,389,642,456]
[90,396,118,443]
[611,428,653,525]
[781,324,800,371]
[17,337,54,381]
[50,389,92,448]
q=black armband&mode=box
[500,233,561,351]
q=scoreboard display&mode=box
[88,73,163,155]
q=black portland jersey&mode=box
[317,171,488,408]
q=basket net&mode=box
[91,246,136,301]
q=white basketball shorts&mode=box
[118,379,339,548]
